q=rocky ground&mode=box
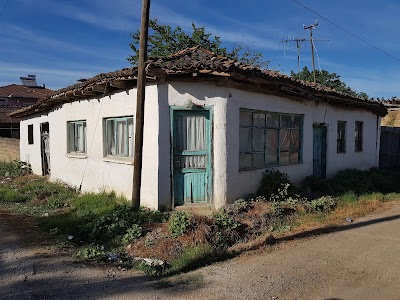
[1,204,400,299]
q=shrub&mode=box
[213,212,241,230]
[122,224,144,245]
[257,170,298,200]
[305,196,336,212]
[76,244,106,261]
[168,211,192,237]
[0,160,31,177]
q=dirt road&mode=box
[1,205,400,300]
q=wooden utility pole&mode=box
[132,0,151,209]
[304,20,318,85]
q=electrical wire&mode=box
[290,0,400,63]
[0,0,9,18]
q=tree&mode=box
[290,67,369,100]
[128,19,270,69]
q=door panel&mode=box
[173,110,211,205]
[313,126,327,178]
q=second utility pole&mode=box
[132,0,151,209]
[304,20,318,85]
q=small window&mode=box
[67,121,87,153]
[28,124,34,144]
[355,121,363,152]
[105,116,134,157]
[337,121,346,153]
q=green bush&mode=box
[168,211,192,237]
[303,169,400,197]
[122,224,144,245]
[213,213,241,230]
[76,244,106,261]
[305,196,336,212]
[257,170,298,200]
[0,160,31,177]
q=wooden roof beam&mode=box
[110,79,136,89]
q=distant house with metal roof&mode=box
[11,48,387,210]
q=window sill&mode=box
[103,156,134,165]
[239,161,303,172]
[67,153,87,159]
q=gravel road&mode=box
[1,205,400,300]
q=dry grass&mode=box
[382,111,400,127]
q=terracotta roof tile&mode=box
[0,84,53,99]
[10,47,387,117]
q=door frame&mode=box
[313,124,327,178]
[40,122,50,176]
[170,106,213,208]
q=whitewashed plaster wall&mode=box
[20,114,49,175]
[20,85,163,209]
[225,88,381,202]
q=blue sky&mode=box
[1,0,400,99]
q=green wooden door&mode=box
[172,110,211,205]
[313,126,327,178]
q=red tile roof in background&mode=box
[0,84,53,99]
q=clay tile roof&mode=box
[0,106,21,123]
[10,47,387,118]
[0,84,53,99]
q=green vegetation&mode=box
[0,160,31,177]
[168,211,193,237]
[290,67,369,99]
[128,19,270,69]
[1,160,400,278]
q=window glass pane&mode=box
[253,153,265,168]
[252,128,265,151]
[68,123,74,152]
[292,116,302,128]
[253,113,265,127]
[128,118,133,157]
[106,119,115,155]
[266,129,278,164]
[239,154,252,169]
[281,115,291,128]
[239,128,251,152]
[290,129,300,150]
[266,113,279,128]
[280,129,290,151]
[176,155,207,169]
[116,120,127,155]
[280,151,290,165]
[239,111,252,126]
[290,151,299,163]
[76,123,83,152]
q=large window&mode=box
[28,124,33,145]
[67,121,87,153]
[239,109,302,170]
[105,116,134,157]
[337,121,346,153]
[355,121,363,152]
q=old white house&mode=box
[12,48,387,210]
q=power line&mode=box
[0,0,9,18]
[290,0,400,63]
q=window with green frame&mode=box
[67,120,86,153]
[239,109,302,170]
[104,116,134,157]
